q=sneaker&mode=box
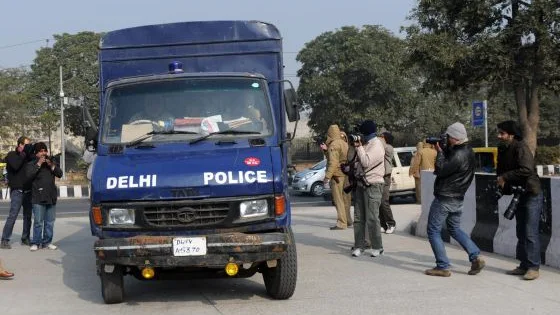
[425,268,451,277]
[351,248,363,257]
[468,256,486,275]
[21,239,30,246]
[330,226,345,230]
[30,245,39,251]
[506,267,527,275]
[371,248,384,257]
[0,241,11,249]
[523,269,539,280]
[380,226,386,233]
[385,226,395,234]
[46,244,58,250]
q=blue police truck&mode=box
[85,21,299,304]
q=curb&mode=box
[1,185,90,200]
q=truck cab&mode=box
[87,21,298,304]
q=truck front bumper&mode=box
[94,232,288,268]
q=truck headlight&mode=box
[239,199,268,218]
[108,208,135,225]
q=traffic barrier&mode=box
[416,171,560,269]
[0,185,90,200]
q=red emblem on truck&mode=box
[244,157,260,166]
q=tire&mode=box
[262,228,297,299]
[309,182,324,197]
[100,265,124,304]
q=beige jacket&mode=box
[356,136,385,184]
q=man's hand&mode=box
[435,141,442,152]
[497,176,505,189]
[36,156,46,167]
[320,143,327,151]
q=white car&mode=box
[290,159,326,196]
[389,147,417,199]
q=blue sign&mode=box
[472,101,485,127]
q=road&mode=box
[1,204,559,315]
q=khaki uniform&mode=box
[410,142,437,203]
[325,125,350,228]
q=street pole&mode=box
[59,66,66,180]
[483,100,488,147]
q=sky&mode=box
[0,0,416,82]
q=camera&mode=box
[496,185,525,220]
[348,134,362,143]
[425,134,447,148]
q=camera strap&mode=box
[348,151,383,177]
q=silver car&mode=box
[290,159,326,196]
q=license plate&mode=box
[172,237,207,256]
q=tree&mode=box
[30,32,102,136]
[406,0,560,154]
[296,25,422,139]
[0,68,36,139]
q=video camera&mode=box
[495,185,525,220]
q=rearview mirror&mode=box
[284,87,299,122]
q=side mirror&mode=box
[284,87,299,122]
[85,127,98,152]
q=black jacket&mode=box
[433,142,475,199]
[5,150,32,190]
[497,139,541,195]
[24,159,63,205]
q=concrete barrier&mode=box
[0,185,90,200]
[415,171,560,269]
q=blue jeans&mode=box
[515,192,543,270]
[1,189,32,242]
[31,204,56,246]
[427,196,480,270]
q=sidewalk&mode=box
[0,204,559,314]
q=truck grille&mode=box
[143,203,230,227]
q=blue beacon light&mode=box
[168,61,184,74]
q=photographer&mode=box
[350,120,385,258]
[496,120,542,280]
[24,142,63,251]
[425,122,485,277]
[322,124,350,230]
[1,136,33,249]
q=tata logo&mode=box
[177,209,197,223]
[244,157,260,166]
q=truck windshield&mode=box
[101,77,274,144]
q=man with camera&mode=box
[1,136,33,249]
[496,120,542,280]
[322,124,350,230]
[350,120,385,257]
[425,122,485,277]
[24,142,63,251]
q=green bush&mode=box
[535,146,560,165]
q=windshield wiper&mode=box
[189,130,261,145]
[125,130,198,148]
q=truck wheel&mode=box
[309,182,324,197]
[262,228,297,299]
[100,265,124,304]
